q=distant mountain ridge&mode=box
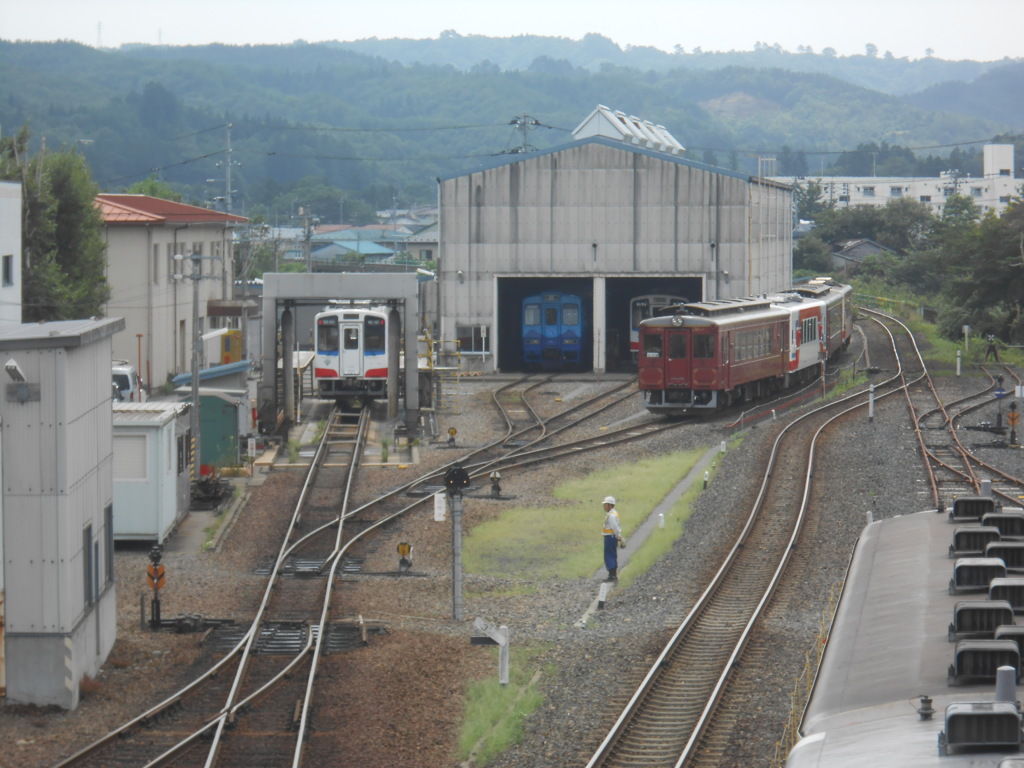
[333,32,1019,95]
[0,37,1019,208]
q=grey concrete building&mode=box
[435,105,793,373]
[0,317,124,708]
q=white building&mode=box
[97,195,248,391]
[776,144,1021,217]
[0,181,22,327]
[113,402,191,543]
[0,316,124,708]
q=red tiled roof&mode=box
[96,194,248,226]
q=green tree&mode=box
[1,127,110,321]
[125,175,183,201]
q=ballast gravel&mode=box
[0,341,998,768]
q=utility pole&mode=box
[508,115,540,153]
[174,252,207,484]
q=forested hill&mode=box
[336,32,1019,95]
[1,37,1020,213]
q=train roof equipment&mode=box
[785,506,1024,767]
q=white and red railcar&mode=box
[313,305,390,399]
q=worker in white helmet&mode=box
[601,496,623,582]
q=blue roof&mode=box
[438,135,760,185]
[171,359,251,387]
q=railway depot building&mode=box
[435,105,794,374]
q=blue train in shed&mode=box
[522,292,586,371]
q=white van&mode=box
[112,361,145,402]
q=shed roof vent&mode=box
[572,105,685,156]
[939,701,1020,755]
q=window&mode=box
[838,195,849,203]
[889,187,903,197]
[643,333,662,358]
[801,318,818,343]
[83,525,95,606]
[153,244,160,283]
[544,307,558,325]
[920,195,932,203]
[1,254,12,286]
[364,317,386,352]
[317,317,339,352]
[419,249,433,260]
[734,327,772,361]
[1001,196,1012,204]
[668,334,687,359]
[524,303,540,326]
[105,504,114,585]
[862,186,875,197]
[456,325,490,353]
[971,187,983,197]
[344,328,359,350]
[693,334,714,359]
[114,435,148,479]
[562,303,579,326]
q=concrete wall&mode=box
[0,318,123,708]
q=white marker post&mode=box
[472,617,510,685]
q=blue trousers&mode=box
[604,535,618,571]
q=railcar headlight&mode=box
[671,315,684,326]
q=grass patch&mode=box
[463,449,711,581]
[202,507,229,550]
[456,644,550,766]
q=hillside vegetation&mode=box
[0,36,1020,215]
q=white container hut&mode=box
[113,402,191,543]
[0,317,123,708]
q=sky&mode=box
[4,0,1022,62]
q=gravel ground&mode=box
[0,327,995,768]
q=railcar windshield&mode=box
[544,307,559,325]
[643,333,662,358]
[317,317,339,352]
[524,303,541,326]
[365,316,386,351]
[563,303,579,326]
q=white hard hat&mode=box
[603,496,616,506]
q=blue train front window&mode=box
[524,304,541,326]
[318,318,339,353]
[544,307,558,325]
[563,304,579,326]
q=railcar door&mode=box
[340,317,364,376]
[540,295,564,364]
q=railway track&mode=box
[53,405,369,768]
[863,308,1024,511]
[583,317,919,768]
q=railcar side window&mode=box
[524,304,540,326]
[563,304,579,326]
[693,334,714,358]
[643,334,662,358]
[668,334,686,359]
[364,317,386,351]
[344,328,359,350]
[317,320,339,353]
